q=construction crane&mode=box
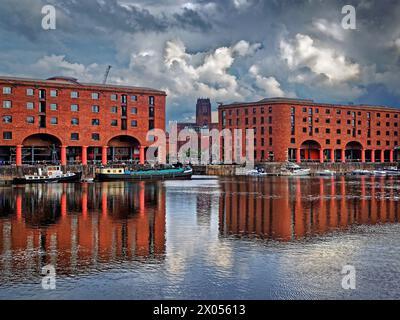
[103,65,112,84]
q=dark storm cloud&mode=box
[172,8,212,32]
[0,0,400,121]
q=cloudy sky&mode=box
[1,0,400,122]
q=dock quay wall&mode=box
[0,163,398,184]
[195,163,398,176]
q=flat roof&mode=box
[219,97,400,112]
[0,75,166,95]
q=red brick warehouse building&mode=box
[219,98,400,163]
[0,76,166,166]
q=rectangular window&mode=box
[131,107,137,115]
[326,139,331,145]
[149,96,155,105]
[111,106,118,114]
[3,87,11,94]
[121,95,127,104]
[92,105,100,113]
[111,120,118,126]
[50,103,58,111]
[121,119,128,130]
[337,140,341,145]
[92,133,100,141]
[71,91,79,98]
[149,120,155,130]
[92,119,100,126]
[3,132,12,140]
[92,93,99,100]
[131,95,137,102]
[50,117,58,125]
[39,89,46,99]
[71,118,79,125]
[50,90,58,97]
[71,133,79,141]
[26,116,34,124]
[111,94,118,101]
[131,120,137,127]
[3,100,11,108]
[39,115,46,128]
[26,88,34,96]
[3,116,12,123]
[71,104,79,112]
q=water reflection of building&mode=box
[0,182,166,278]
[219,177,400,241]
[196,193,213,226]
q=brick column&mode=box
[140,146,146,165]
[82,146,88,165]
[361,149,366,163]
[16,145,22,166]
[341,149,346,163]
[296,148,301,164]
[381,150,385,163]
[61,146,67,166]
[102,146,108,165]
[331,149,335,163]
[319,149,324,164]
[390,150,394,163]
[371,150,375,163]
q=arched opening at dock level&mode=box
[22,134,62,164]
[300,140,321,162]
[107,135,142,162]
[345,141,363,162]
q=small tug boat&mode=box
[13,166,82,184]
[95,166,193,181]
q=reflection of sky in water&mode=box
[0,176,400,299]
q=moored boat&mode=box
[246,168,268,176]
[279,163,311,176]
[13,166,82,184]
[383,167,400,176]
[95,166,193,181]
[351,169,370,176]
[315,170,336,176]
[370,170,387,176]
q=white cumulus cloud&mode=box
[280,34,360,82]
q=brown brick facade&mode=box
[0,76,166,165]
[219,98,400,163]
